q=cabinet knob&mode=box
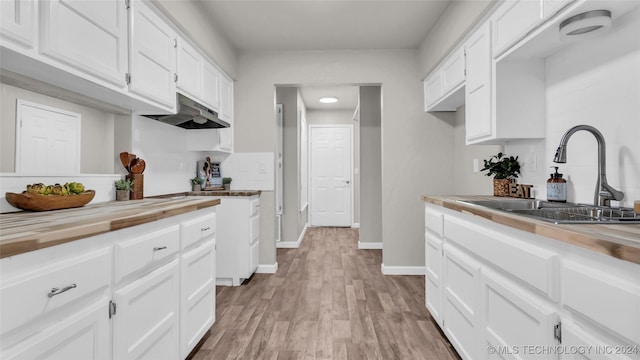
[47,283,77,298]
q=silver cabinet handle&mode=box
[153,246,167,252]
[201,227,210,231]
[48,283,77,298]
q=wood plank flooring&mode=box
[192,227,460,360]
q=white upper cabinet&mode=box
[176,37,202,100]
[424,71,443,110]
[0,0,35,49]
[128,0,177,109]
[423,46,465,112]
[464,23,492,144]
[219,76,233,123]
[202,60,221,112]
[491,0,543,57]
[40,0,128,87]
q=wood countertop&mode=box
[0,198,220,259]
[152,190,262,198]
[423,195,640,265]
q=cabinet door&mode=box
[1,300,110,360]
[219,76,233,122]
[481,269,558,360]
[442,47,465,95]
[180,239,216,358]
[113,259,180,360]
[443,243,481,360]
[424,71,443,110]
[128,0,176,108]
[0,0,35,48]
[40,0,128,87]
[492,0,542,57]
[465,23,493,144]
[218,128,233,152]
[425,229,444,327]
[560,321,636,360]
[176,38,202,100]
[202,60,221,112]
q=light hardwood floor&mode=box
[191,227,460,360]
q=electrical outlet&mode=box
[523,152,537,172]
[473,159,480,173]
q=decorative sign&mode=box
[509,183,534,199]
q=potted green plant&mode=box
[191,177,204,192]
[481,152,521,197]
[222,177,232,191]
[114,178,134,201]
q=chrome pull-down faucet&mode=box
[553,125,624,207]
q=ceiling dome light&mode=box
[560,10,611,40]
[319,97,338,104]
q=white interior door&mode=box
[16,100,81,174]
[310,126,352,227]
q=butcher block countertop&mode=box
[423,195,640,265]
[0,197,220,259]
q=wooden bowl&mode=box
[5,191,96,211]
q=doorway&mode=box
[309,125,353,227]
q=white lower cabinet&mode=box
[2,300,111,360]
[0,207,217,360]
[443,243,481,360]
[217,196,260,286]
[113,258,180,360]
[425,203,640,360]
[481,268,558,360]
[180,239,216,358]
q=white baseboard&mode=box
[256,262,278,274]
[352,222,360,228]
[276,222,308,249]
[358,241,382,249]
[380,264,425,276]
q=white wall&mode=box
[235,49,455,269]
[506,7,640,208]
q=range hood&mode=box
[143,94,230,129]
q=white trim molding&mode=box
[380,264,425,276]
[256,262,279,274]
[352,223,360,228]
[276,222,308,249]
[358,241,382,250]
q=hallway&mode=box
[192,227,460,360]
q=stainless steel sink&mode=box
[460,199,580,210]
[458,199,640,224]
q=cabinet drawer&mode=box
[114,226,179,283]
[0,247,111,335]
[249,198,260,217]
[425,204,444,237]
[180,213,216,250]
[249,215,259,245]
[562,260,640,345]
[444,215,557,299]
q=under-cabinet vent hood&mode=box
[143,94,230,129]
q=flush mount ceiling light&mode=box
[560,10,611,40]
[319,97,338,104]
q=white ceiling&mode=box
[197,1,451,52]
[299,85,359,110]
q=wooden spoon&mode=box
[131,159,146,174]
[127,153,136,169]
[119,152,131,172]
